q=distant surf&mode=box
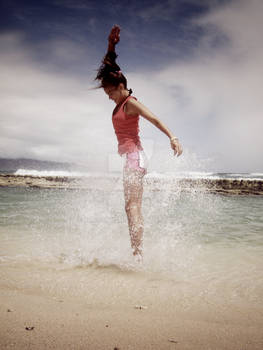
[12,168,263,181]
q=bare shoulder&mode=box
[124,97,147,116]
[125,97,159,123]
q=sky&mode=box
[0,0,262,173]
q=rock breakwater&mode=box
[0,174,262,195]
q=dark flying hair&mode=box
[95,51,133,95]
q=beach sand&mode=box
[1,261,262,350]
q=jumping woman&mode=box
[95,25,183,261]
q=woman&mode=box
[95,25,183,261]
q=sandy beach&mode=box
[1,260,262,350]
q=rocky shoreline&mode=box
[0,174,262,195]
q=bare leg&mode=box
[123,167,145,257]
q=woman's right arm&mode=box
[107,25,120,53]
[96,25,121,81]
[102,25,121,68]
[125,98,183,157]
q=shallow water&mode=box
[1,178,263,310]
[0,181,262,262]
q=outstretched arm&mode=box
[96,25,121,81]
[125,98,183,157]
[107,25,120,53]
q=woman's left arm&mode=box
[126,98,183,157]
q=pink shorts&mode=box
[123,150,148,173]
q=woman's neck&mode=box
[116,90,129,105]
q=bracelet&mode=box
[170,136,179,141]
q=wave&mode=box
[14,169,102,177]
[213,173,263,180]
[147,172,263,181]
[11,168,263,180]
[12,169,220,180]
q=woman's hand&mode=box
[108,25,120,46]
[170,137,183,157]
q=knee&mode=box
[125,201,138,213]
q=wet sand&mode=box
[1,261,262,350]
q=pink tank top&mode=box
[112,95,143,155]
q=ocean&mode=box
[0,169,263,308]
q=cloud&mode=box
[0,32,208,173]
[191,0,263,171]
[0,32,116,169]
[52,0,96,10]
[1,0,263,173]
[139,0,263,172]
[137,0,217,22]
[138,0,179,22]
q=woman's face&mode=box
[104,84,122,103]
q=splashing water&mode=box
[1,176,262,277]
